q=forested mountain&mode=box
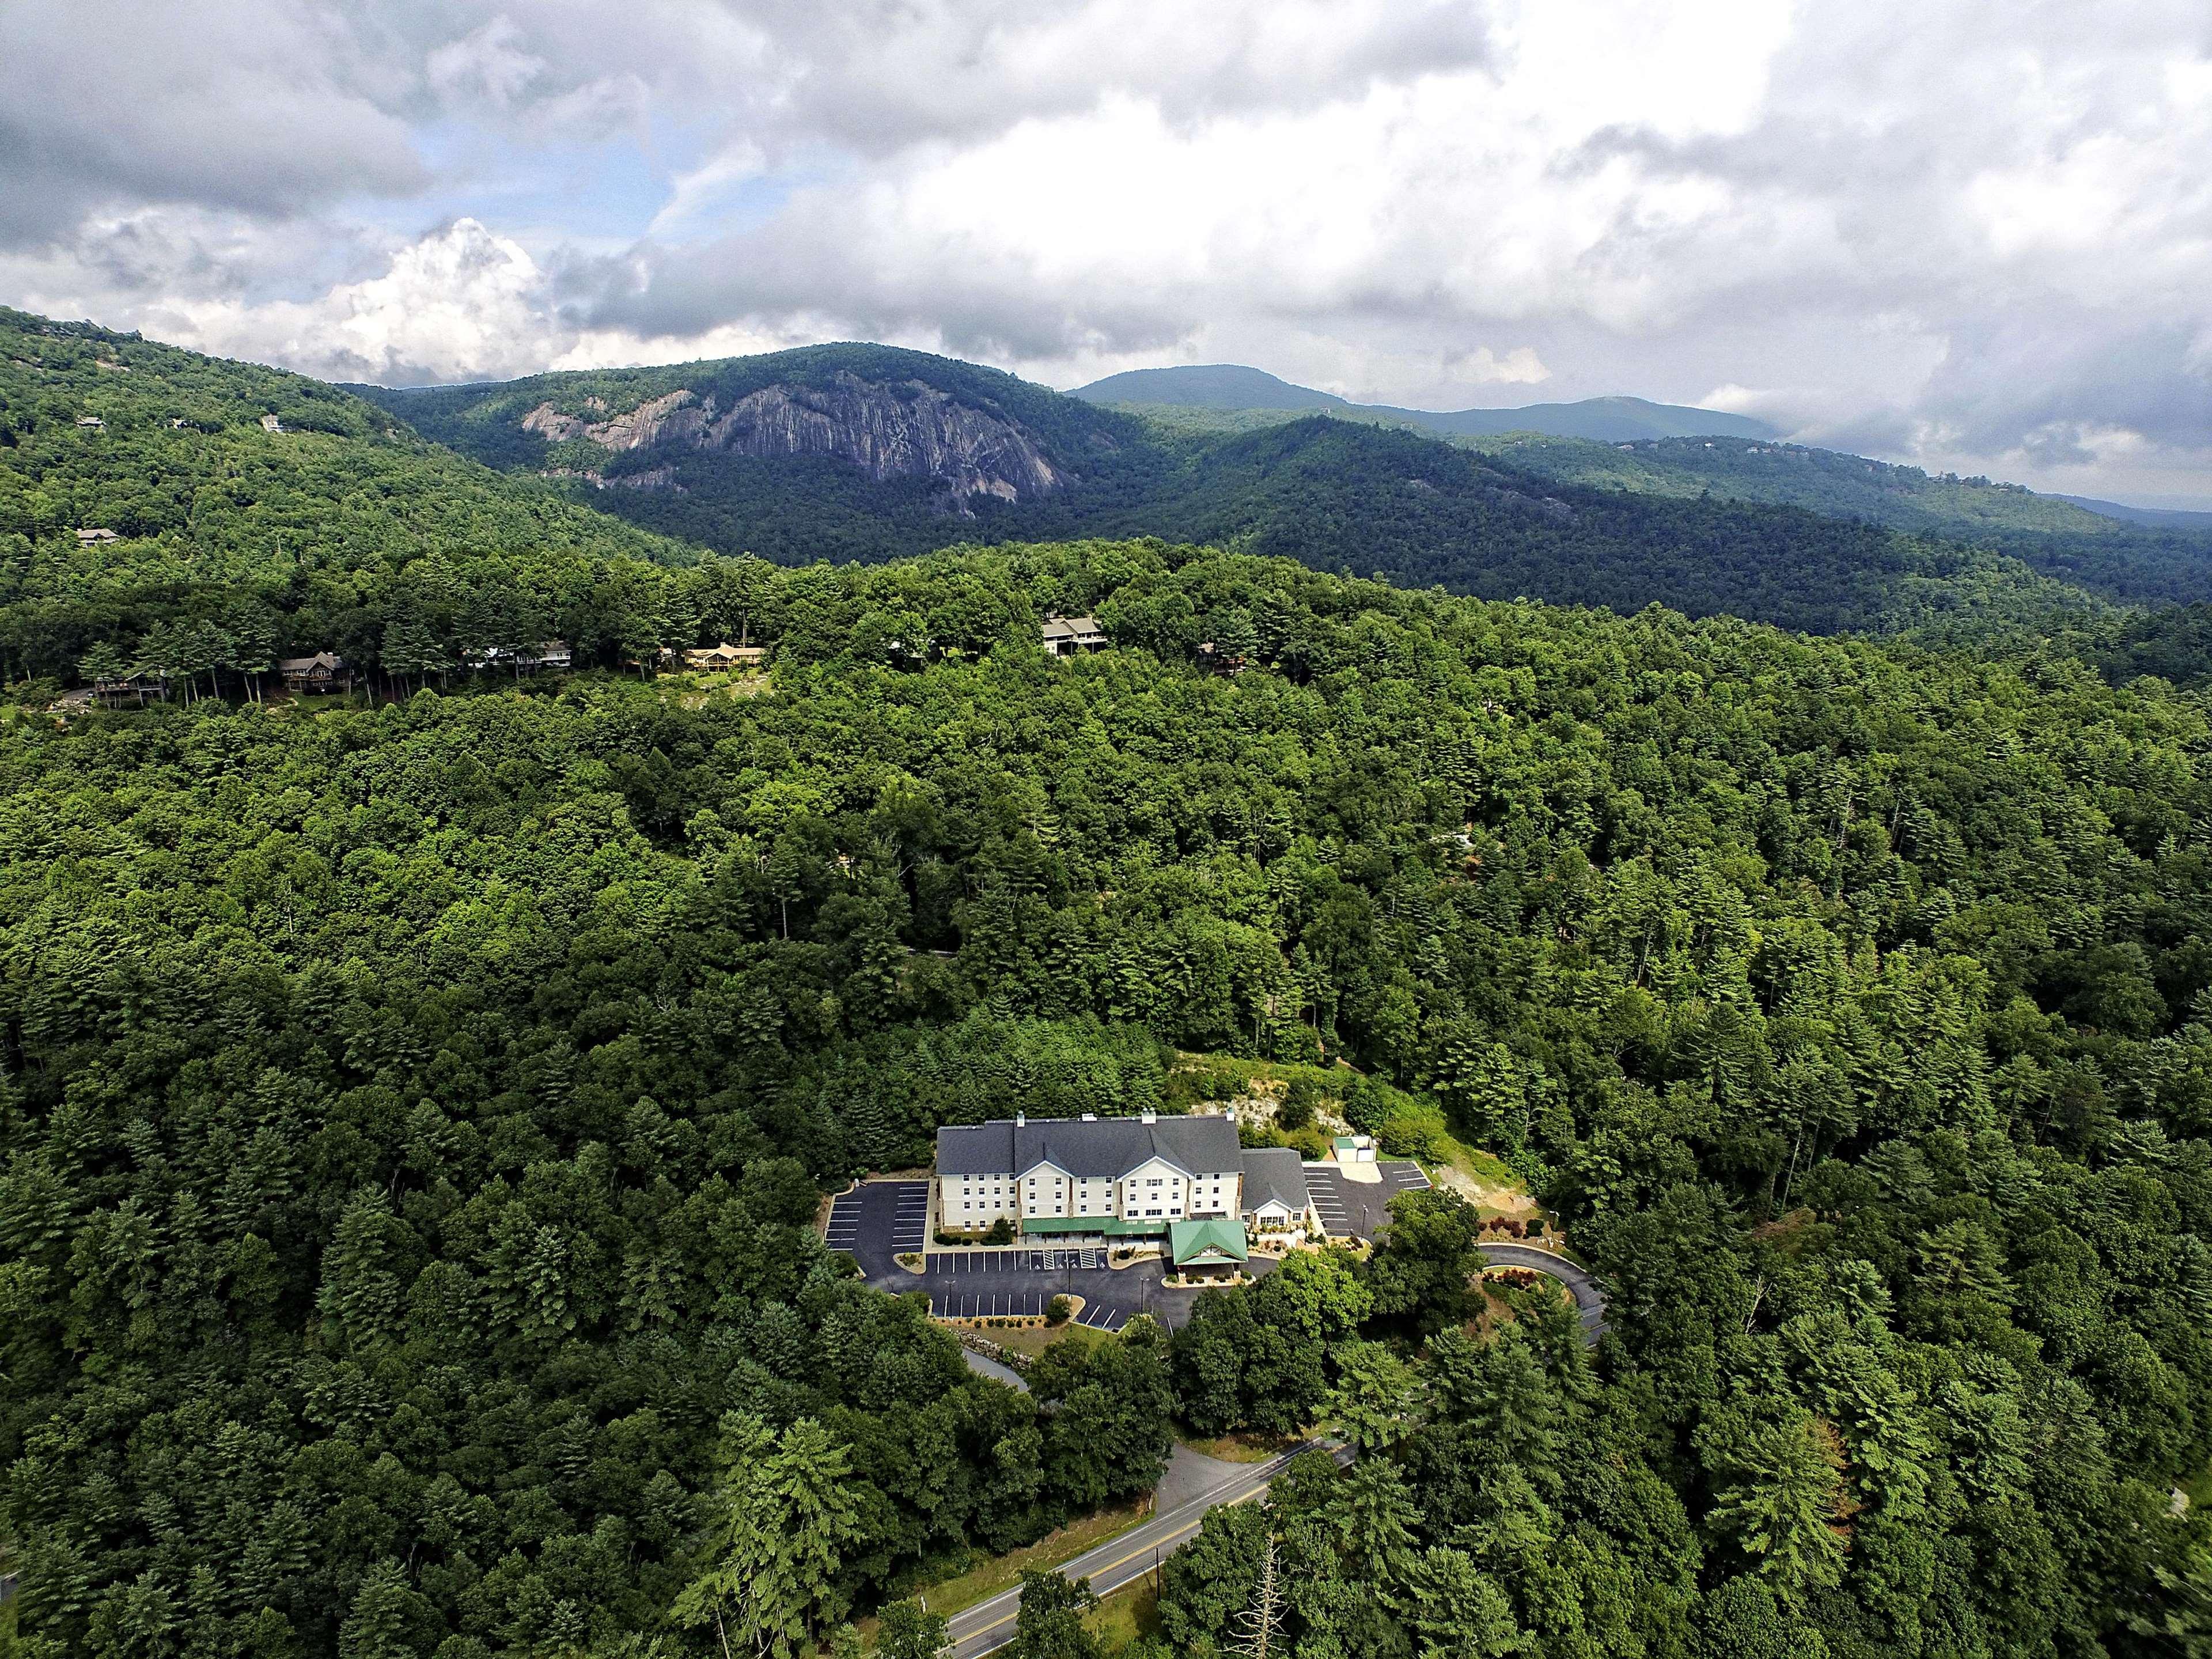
[0,304,2173,658]
[1464,434,2212,608]
[2059,495,2212,532]
[1465,434,2119,536]
[1069,364,1779,441]
[0,308,698,683]
[356,338,2098,637]
[4,539,2210,1659]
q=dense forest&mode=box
[1457,434,2212,611]
[1074,395,2212,615]
[4,534,2211,1658]
[0,308,2101,700]
[0,310,703,687]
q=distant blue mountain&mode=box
[2055,494,2212,532]
[1069,363,1781,441]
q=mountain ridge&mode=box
[1068,362,1781,440]
[9,306,2184,650]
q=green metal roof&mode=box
[1019,1217,1164,1237]
[1169,1218,1249,1266]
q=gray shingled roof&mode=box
[1240,1146,1310,1213]
[937,1114,1241,1179]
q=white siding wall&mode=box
[1021,1163,1074,1219]
[938,1139,1243,1232]
[942,1171,1020,1226]
[1188,1170,1240,1217]
[1118,1157,1190,1221]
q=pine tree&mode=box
[78,639,130,687]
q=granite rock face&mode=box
[521,373,1062,508]
[522,389,706,451]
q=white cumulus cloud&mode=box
[5,0,2210,498]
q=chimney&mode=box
[1015,1112,1025,1127]
[1139,1109,1157,1124]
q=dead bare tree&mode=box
[1230,1532,1282,1659]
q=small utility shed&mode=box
[1169,1218,1249,1277]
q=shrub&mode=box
[985,1217,1014,1245]
[1377,1104,1446,1160]
[1047,1295,1073,1325]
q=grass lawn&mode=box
[1176,1426,1309,1463]
[984,1321,1110,1359]
[896,1497,1153,1620]
[1086,1579,1162,1647]
[1438,1135,1521,1191]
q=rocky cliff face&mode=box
[521,389,708,451]
[520,373,1063,507]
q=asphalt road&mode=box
[941,1440,1353,1659]
[1479,1242,1608,1343]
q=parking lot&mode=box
[925,1248,1107,1274]
[824,1179,928,1273]
[927,1287,1134,1330]
[1305,1158,1430,1240]
[822,1177,1240,1332]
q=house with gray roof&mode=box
[936,1111,1243,1238]
[1040,615,1107,656]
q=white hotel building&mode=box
[935,1110,1247,1238]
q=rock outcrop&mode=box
[522,389,706,450]
[520,373,1062,507]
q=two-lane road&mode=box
[942,1441,1353,1658]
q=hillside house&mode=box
[465,639,572,673]
[277,652,355,693]
[936,1111,1244,1240]
[90,672,168,709]
[1040,615,1107,655]
[684,642,770,671]
[75,527,120,544]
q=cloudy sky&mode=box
[6,1,2210,503]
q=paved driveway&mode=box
[1479,1243,1607,1344]
[824,1179,928,1267]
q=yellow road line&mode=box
[954,1471,1282,1647]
